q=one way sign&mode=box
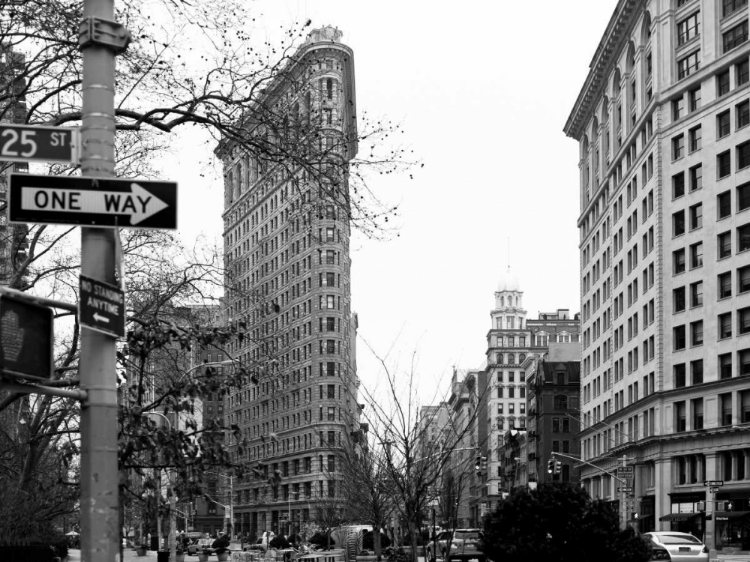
[9,173,177,229]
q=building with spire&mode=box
[480,268,580,513]
[215,26,361,538]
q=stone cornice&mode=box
[564,0,646,140]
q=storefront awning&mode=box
[707,511,750,521]
[659,512,700,522]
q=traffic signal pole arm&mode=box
[551,451,628,485]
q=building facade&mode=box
[524,344,581,486]
[565,0,750,548]
[216,26,360,539]
[482,269,580,511]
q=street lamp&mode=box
[204,471,234,537]
[143,411,179,561]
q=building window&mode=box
[554,395,568,410]
[692,399,704,430]
[723,21,748,53]
[674,249,686,274]
[738,141,750,170]
[723,0,748,17]
[690,164,702,191]
[740,307,750,335]
[678,12,700,45]
[674,325,686,351]
[720,312,733,339]
[673,172,685,199]
[720,353,733,379]
[718,151,732,179]
[673,97,685,121]
[675,401,686,432]
[740,182,750,212]
[674,363,686,388]
[719,231,732,258]
[672,134,685,160]
[674,286,686,312]
[689,125,702,152]
[691,359,704,385]
[690,281,703,307]
[673,210,686,236]
[719,271,732,298]
[741,265,750,294]
[690,203,703,230]
[678,51,700,79]
[689,87,701,111]
[690,242,703,268]
[738,100,750,129]
[742,350,750,377]
[738,58,750,86]
[739,223,750,252]
[691,320,704,346]
[720,393,733,426]
[719,69,732,97]
[718,110,731,138]
[718,191,732,219]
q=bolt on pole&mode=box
[78,0,126,560]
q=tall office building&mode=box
[565,0,750,547]
[216,26,360,538]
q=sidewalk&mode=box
[66,548,159,561]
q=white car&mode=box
[244,531,275,552]
[642,532,709,562]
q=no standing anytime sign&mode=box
[79,275,125,338]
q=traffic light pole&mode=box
[78,0,128,560]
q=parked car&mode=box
[243,531,275,552]
[642,532,709,562]
[427,529,484,562]
[190,538,215,555]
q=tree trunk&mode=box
[373,527,381,560]
[407,518,419,562]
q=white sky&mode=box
[163,0,617,402]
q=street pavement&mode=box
[63,549,750,562]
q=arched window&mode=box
[500,296,504,307]
[519,353,526,363]
[626,41,636,74]
[554,395,569,410]
[496,353,503,364]
[508,353,515,365]
[641,11,652,45]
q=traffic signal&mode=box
[475,455,482,473]
[547,459,554,474]
[554,460,562,475]
[0,293,53,380]
[481,456,488,473]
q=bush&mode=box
[269,536,291,549]
[309,532,335,548]
[362,531,391,550]
[483,483,651,562]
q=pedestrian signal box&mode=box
[0,293,53,380]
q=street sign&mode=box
[79,275,125,338]
[618,487,633,493]
[0,293,53,380]
[704,480,724,487]
[9,173,177,229]
[617,466,634,475]
[0,124,79,164]
[710,487,720,493]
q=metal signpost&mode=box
[9,173,177,229]
[0,123,79,164]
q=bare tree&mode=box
[335,430,395,559]
[355,348,489,562]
